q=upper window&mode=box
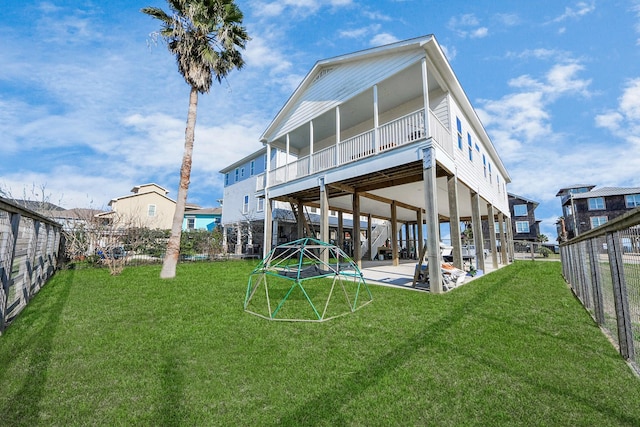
[488,163,492,183]
[515,221,530,233]
[241,167,245,178]
[482,155,487,177]
[250,160,255,176]
[224,173,229,186]
[456,117,463,150]
[235,168,239,182]
[186,218,195,230]
[513,204,528,217]
[588,197,605,210]
[467,133,473,161]
[626,194,640,208]
[147,204,156,217]
[590,216,608,228]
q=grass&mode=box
[1,261,640,426]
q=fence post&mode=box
[588,239,605,325]
[606,231,635,361]
[0,212,21,334]
[579,242,592,308]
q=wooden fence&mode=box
[0,197,62,334]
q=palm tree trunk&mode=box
[160,86,198,279]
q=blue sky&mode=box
[2,0,639,239]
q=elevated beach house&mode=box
[256,35,512,292]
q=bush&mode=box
[538,246,552,258]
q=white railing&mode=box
[378,110,425,152]
[261,108,453,189]
[256,173,266,191]
[338,130,375,164]
[430,111,453,157]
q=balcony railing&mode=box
[257,108,452,191]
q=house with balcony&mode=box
[508,193,541,241]
[556,185,640,240]
[256,35,512,292]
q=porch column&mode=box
[391,201,399,266]
[506,217,515,262]
[338,211,344,252]
[367,214,373,261]
[498,211,508,265]
[470,191,485,272]
[265,143,271,187]
[487,203,499,269]
[422,146,442,293]
[353,193,361,268]
[447,174,463,269]
[421,57,431,137]
[335,106,341,166]
[412,222,418,259]
[271,218,279,253]
[297,200,305,239]
[222,226,228,253]
[309,120,314,174]
[263,196,273,255]
[285,134,290,182]
[373,84,380,154]
[319,177,329,264]
[235,223,242,255]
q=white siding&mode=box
[269,50,425,140]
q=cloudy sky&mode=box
[2,0,639,239]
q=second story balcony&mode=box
[257,107,452,192]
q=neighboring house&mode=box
[96,183,177,230]
[508,193,541,241]
[183,207,222,231]
[556,185,640,239]
[253,35,512,291]
[220,148,385,257]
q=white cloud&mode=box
[370,33,399,46]
[252,0,353,17]
[596,78,640,145]
[552,1,596,23]
[448,13,488,39]
[470,27,489,39]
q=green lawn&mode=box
[1,261,639,426]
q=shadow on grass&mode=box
[154,349,187,426]
[273,270,505,426]
[0,270,73,425]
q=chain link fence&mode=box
[0,198,62,333]
[560,207,640,373]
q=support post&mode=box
[338,211,344,252]
[367,214,373,261]
[487,203,498,270]
[353,193,361,268]
[422,146,442,293]
[319,177,329,264]
[470,191,485,272]
[447,174,463,269]
[498,212,508,265]
[391,201,399,266]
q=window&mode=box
[494,221,501,233]
[257,197,264,212]
[488,163,492,183]
[467,133,473,161]
[224,173,229,186]
[513,204,528,217]
[241,167,245,178]
[147,204,156,217]
[482,155,487,177]
[186,218,195,230]
[235,168,239,182]
[515,221,530,233]
[590,216,608,228]
[250,160,255,176]
[626,194,640,208]
[242,195,249,214]
[456,117,463,150]
[309,207,318,214]
[588,197,605,210]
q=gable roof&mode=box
[259,34,510,182]
[555,184,596,197]
[508,193,539,208]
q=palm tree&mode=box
[142,0,249,278]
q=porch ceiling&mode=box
[271,161,490,224]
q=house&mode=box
[220,148,388,257]
[183,207,222,232]
[508,193,541,241]
[255,35,512,292]
[96,183,177,230]
[556,185,640,240]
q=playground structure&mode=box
[244,238,373,322]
